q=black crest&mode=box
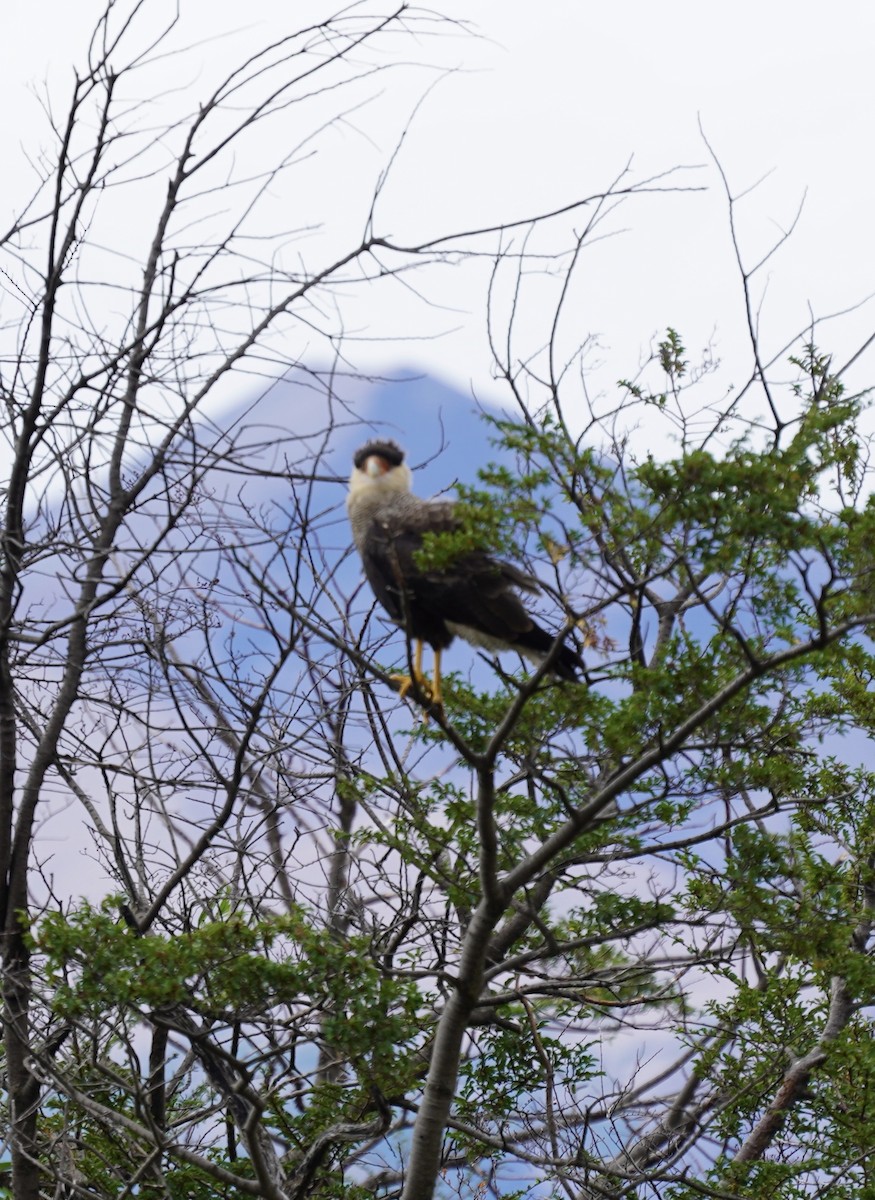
[353,439,405,469]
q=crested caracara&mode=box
[346,439,582,705]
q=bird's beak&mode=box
[363,455,388,477]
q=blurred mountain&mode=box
[218,363,508,497]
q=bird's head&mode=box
[347,439,413,506]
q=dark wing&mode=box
[360,498,457,648]
[361,497,567,662]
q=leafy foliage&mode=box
[3,6,875,1197]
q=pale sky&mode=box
[3,2,875,429]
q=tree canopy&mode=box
[3,5,875,1200]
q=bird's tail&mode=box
[517,623,583,681]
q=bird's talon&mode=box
[390,671,440,709]
[390,673,414,700]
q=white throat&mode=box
[346,461,413,513]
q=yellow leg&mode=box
[391,639,425,701]
[390,640,443,711]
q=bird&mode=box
[346,439,582,706]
